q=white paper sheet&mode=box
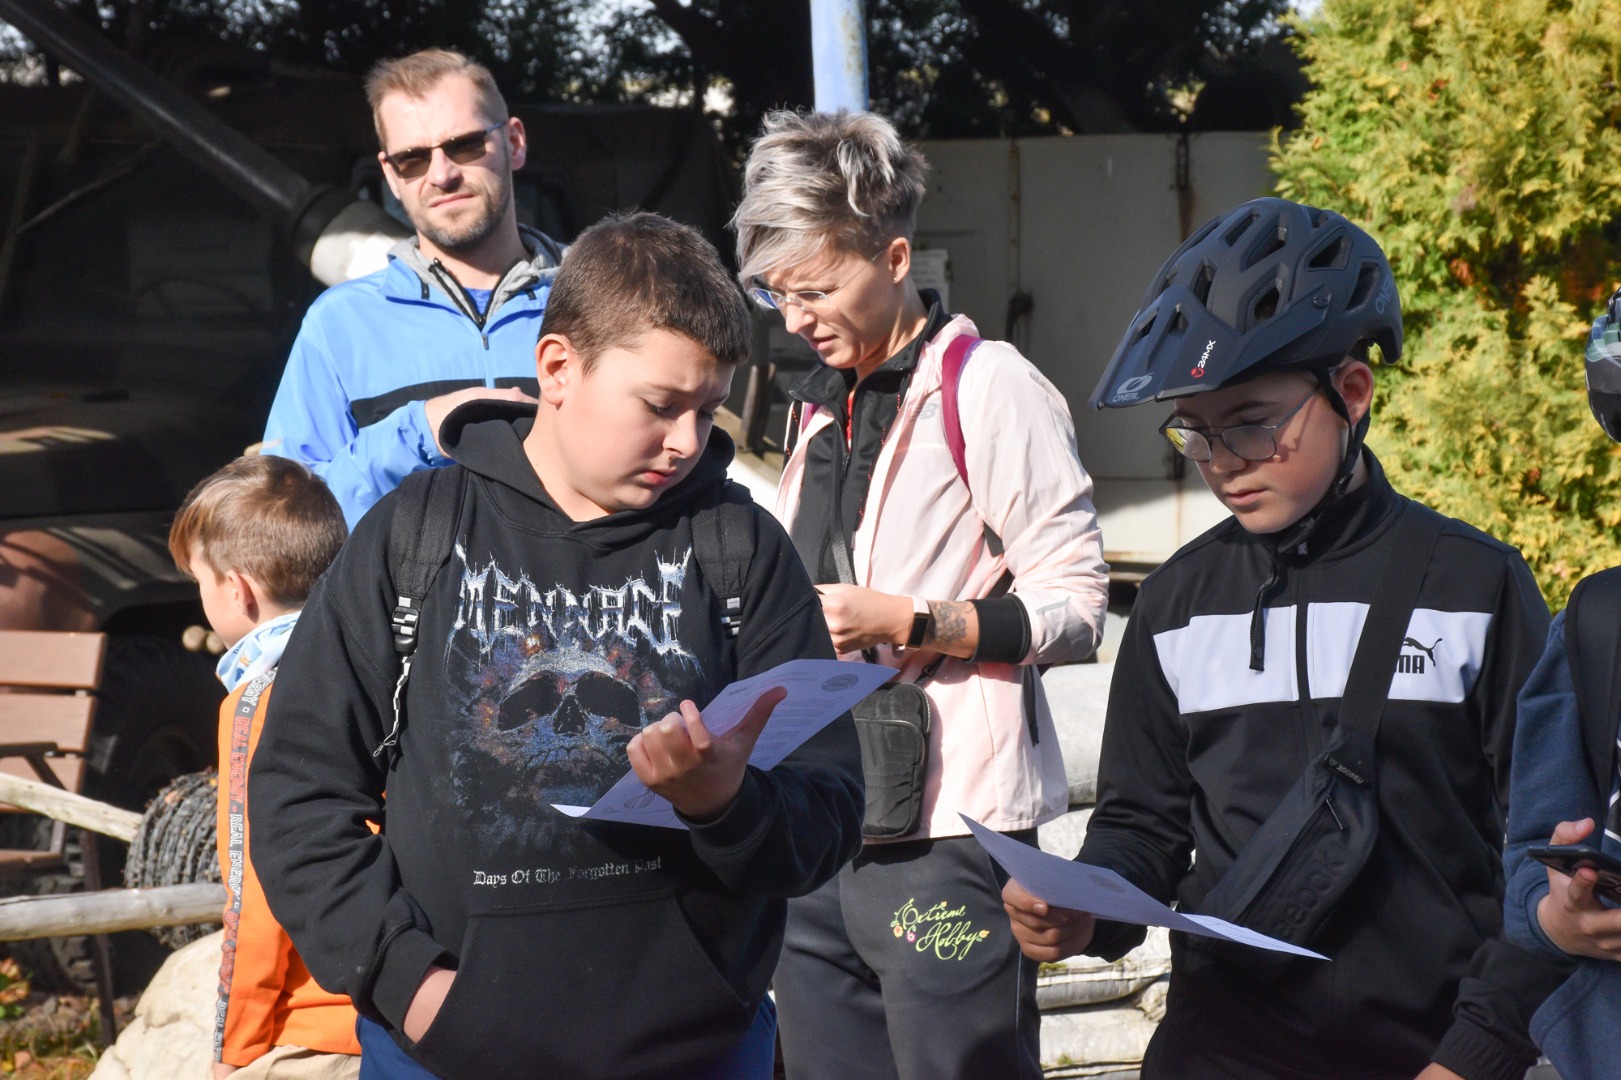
[553,658,895,829]
[962,815,1328,959]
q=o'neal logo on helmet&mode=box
[1110,374,1155,403]
[1374,275,1396,316]
[1191,339,1216,378]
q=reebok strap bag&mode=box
[1189,505,1444,973]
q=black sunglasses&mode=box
[383,120,506,180]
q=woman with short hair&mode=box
[734,109,1110,1080]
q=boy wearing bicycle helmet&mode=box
[1003,198,1567,1078]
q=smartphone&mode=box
[1528,844,1621,903]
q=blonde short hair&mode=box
[365,48,508,147]
[169,456,347,609]
[732,109,928,283]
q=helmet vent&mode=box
[1348,263,1382,310]
[1171,307,1190,334]
[1307,235,1349,270]
[1222,211,1260,247]
[1252,283,1282,323]
[1243,223,1289,271]
[1190,263,1215,306]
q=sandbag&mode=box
[1036,926,1170,1009]
[1039,990,1161,1076]
[1041,662,1111,806]
[1038,805,1092,858]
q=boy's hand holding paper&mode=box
[555,658,895,829]
[628,687,788,822]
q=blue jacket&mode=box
[1503,610,1621,1079]
[261,226,563,527]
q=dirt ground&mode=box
[0,988,130,1080]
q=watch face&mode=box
[908,610,931,648]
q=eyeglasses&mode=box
[749,249,884,313]
[383,120,506,180]
[1159,387,1319,462]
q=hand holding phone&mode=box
[1528,844,1621,904]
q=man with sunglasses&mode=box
[262,49,564,527]
[1003,198,1567,1079]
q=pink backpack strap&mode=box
[784,399,817,458]
[940,335,983,490]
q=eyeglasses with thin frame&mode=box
[383,120,507,180]
[749,248,885,313]
[1158,387,1320,463]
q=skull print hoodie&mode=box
[248,401,864,1080]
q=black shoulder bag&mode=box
[1190,503,1444,973]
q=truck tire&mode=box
[89,635,223,812]
[0,635,222,993]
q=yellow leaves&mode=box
[1281,0,1621,603]
[1543,20,1571,60]
[1556,148,1589,182]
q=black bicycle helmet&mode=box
[1587,287,1621,442]
[1089,197,1402,410]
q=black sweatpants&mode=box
[773,831,1041,1080]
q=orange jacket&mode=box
[216,672,360,1065]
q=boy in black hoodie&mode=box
[248,212,864,1080]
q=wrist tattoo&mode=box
[926,600,971,648]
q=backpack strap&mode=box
[938,334,1008,558]
[1322,503,1444,781]
[784,398,808,459]
[1564,567,1621,805]
[375,464,468,762]
[690,481,758,673]
[940,334,982,490]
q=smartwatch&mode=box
[904,598,933,649]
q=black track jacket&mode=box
[1079,451,1566,1080]
[248,403,863,1080]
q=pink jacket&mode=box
[776,315,1109,838]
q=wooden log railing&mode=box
[0,771,224,942]
[0,883,224,941]
[0,771,141,843]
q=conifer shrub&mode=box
[1274,0,1621,604]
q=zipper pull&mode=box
[482,333,489,350]
[1325,797,1344,831]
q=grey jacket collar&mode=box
[389,223,565,323]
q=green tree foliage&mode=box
[636,0,1294,146]
[4,2,1301,150]
[1274,0,1621,605]
[1,0,602,104]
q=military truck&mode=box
[0,0,738,989]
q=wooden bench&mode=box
[0,629,118,1042]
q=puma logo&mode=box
[1403,637,1440,663]
[1397,636,1441,675]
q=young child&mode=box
[168,454,353,1080]
[1499,291,1621,1080]
[1001,197,1568,1078]
[246,211,864,1080]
